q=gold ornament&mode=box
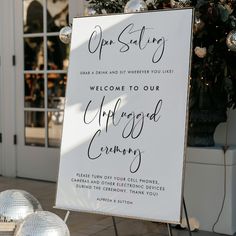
[194,47,207,58]
[226,30,236,52]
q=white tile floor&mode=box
[0,176,221,236]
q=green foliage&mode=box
[86,0,128,13]
[86,0,236,111]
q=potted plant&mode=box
[187,0,236,146]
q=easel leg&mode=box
[166,198,192,236]
[167,223,173,236]
[112,216,119,236]
[183,198,192,236]
[64,211,70,223]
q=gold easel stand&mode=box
[64,199,192,236]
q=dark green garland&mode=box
[86,0,236,146]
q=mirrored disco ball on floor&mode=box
[0,190,42,222]
[15,211,70,236]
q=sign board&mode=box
[56,9,193,223]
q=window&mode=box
[23,0,69,147]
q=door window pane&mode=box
[24,37,44,70]
[25,111,45,146]
[24,74,45,108]
[23,0,69,149]
[48,111,63,147]
[47,36,68,70]
[47,0,69,32]
[48,73,66,108]
[24,0,44,33]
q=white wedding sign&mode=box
[56,9,193,223]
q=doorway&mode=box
[15,0,84,181]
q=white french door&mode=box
[0,0,17,178]
[0,16,2,175]
[15,0,85,181]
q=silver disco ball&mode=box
[226,30,236,52]
[124,0,148,13]
[59,26,72,44]
[0,189,42,222]
[15,211,70,236]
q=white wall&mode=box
[215,109,236,147]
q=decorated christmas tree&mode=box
[85,0,236,146]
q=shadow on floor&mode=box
[0,176,229,236]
